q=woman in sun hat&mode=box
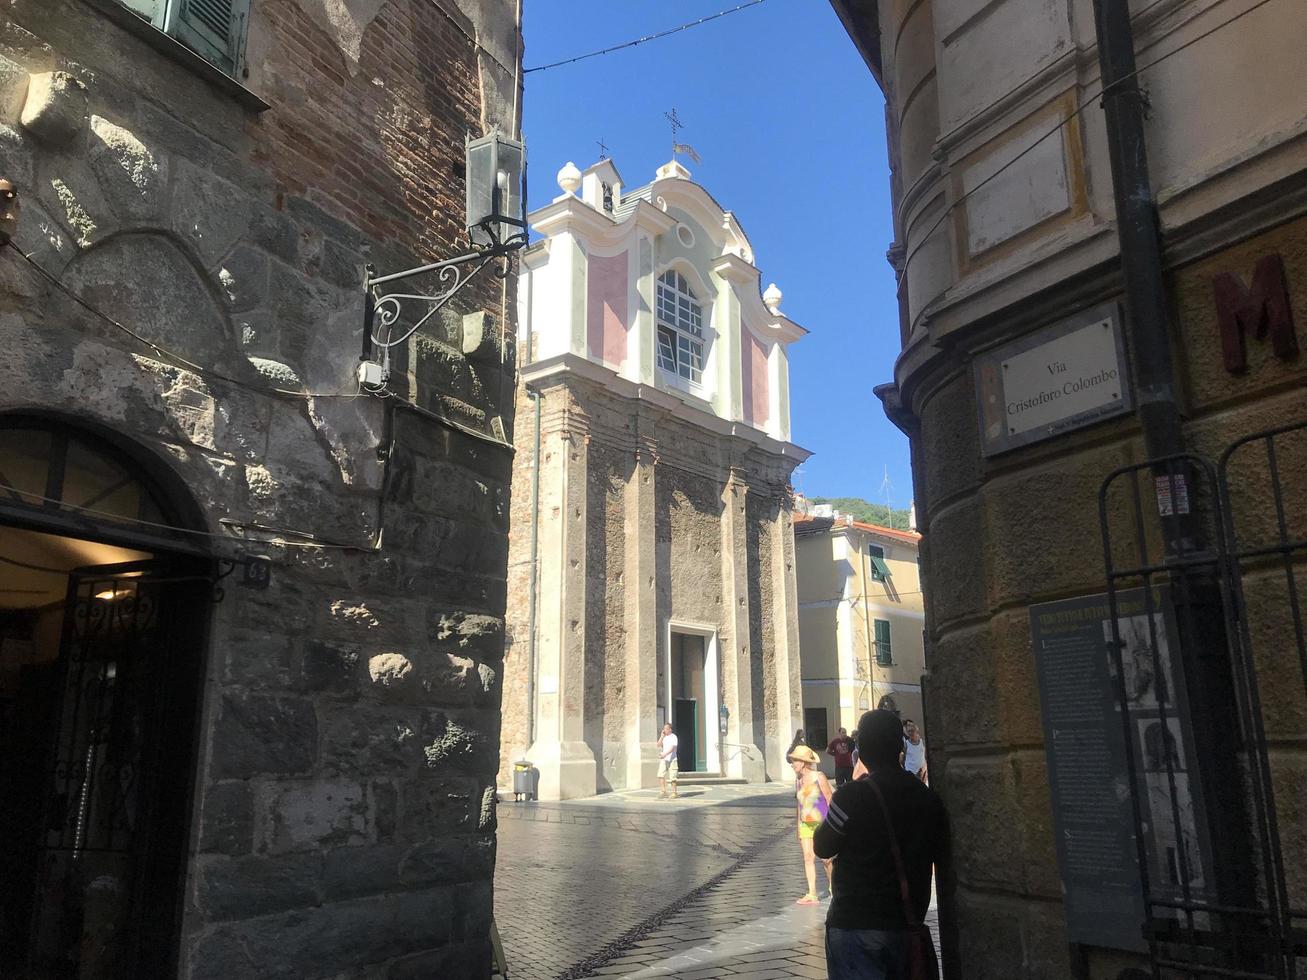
[788,744,834,905]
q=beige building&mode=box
[832,0,1307,976]
[795,511,925,752]
[498,156,811,800]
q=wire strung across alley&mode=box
[3,239,361,403]
[0,481,377,553]
[525,0,768,74]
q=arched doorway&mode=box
[0,417,212,979]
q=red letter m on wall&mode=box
[1212,254,1298,374]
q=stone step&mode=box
[675,773,749,785]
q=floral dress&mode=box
[796,772,828,839]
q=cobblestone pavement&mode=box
[494,782,938,980]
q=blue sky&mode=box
[521,0,912,507]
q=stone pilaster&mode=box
[527,392,597,799]
[623,439,662,789]
[768,494,803,776]
[720,468,765,781]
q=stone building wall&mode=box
[499,371,803,796]
[831,0,1307,974]
[911,211,1307,978]
[0,0,520,976]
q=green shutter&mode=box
[874,619,893,666]
[165,0,250,73]
[869,555,892,581]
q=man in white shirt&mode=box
[902,718,927,782]
[658,723,679,800]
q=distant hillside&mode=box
[809,496,913,531]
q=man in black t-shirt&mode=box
[814,710,955,979]
[826,727,856,785]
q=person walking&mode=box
[827,727,856,785]
[902,719,927,783]
[657,723,678,800]
[814,710,954,979]
[788,744,834,905]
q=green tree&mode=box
[809,496,912,531]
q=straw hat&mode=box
[787,745,820,766]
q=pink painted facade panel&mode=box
[741,328,770,428]
[586,251,629,368]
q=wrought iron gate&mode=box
[1098,418,1307,978]
[23,559,208,980]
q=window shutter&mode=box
[874,619,892,666]
[166,0,250,74]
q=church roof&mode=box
[612,182,653,220]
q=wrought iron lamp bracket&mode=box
[364,232,525,363]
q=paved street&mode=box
[494,781,938,979]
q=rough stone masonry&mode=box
[0,0,521,976]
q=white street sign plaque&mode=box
[975,304,1132,455]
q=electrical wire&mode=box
[425,0,516,78]
[0,552,70,575]
[4,240,363,402]
[0,482,377,553]
[524,0,769,74]
[897,0,1281,285]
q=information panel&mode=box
[1031,590,1148,952]
[1032,587,1215,952]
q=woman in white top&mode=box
[902,718,927,782]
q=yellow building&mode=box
[794,512,925,753]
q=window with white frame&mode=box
[655,270,705,384]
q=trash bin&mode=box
[512,760,534,802]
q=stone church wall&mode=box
[0,0,519,975]
[499,372,802,793]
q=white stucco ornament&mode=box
[763,282,783,313]
[556,161,581,195]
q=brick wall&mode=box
[0,0,520,975]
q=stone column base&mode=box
[725,741,768,783]
[628,741,663,790]
[527,740,597,800]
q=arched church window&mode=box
[655,270,705,384]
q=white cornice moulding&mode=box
[713,254,808,343]
[528,196,677,249]
[521,352,813,463]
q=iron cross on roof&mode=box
[664,108,701,165]
[596,137,609,160]
[665,108,683,149]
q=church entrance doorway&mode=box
[0,419,212,979]
[667,625,719,775]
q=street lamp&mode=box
[361,128,528,387]
[466,129,526,249]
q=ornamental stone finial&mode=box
[556,161,581,195]
[763,282,783,313]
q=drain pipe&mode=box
[1092,0,1186,472]
[1092,0,1258,934]
[525,384,541,748]
[859,532,876,712]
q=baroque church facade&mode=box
[499,156,810,800]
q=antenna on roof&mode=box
[879,466,894,528]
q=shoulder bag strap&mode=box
[863,775,921,927]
